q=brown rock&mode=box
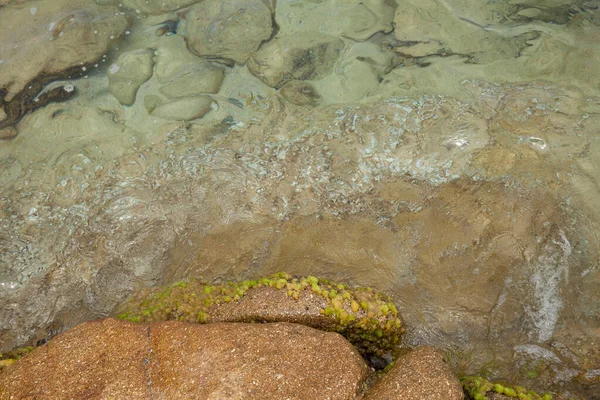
[0,318,370,400]
[210,284,332,327]
[0,318,150,400]
[362,346,464,400]
[149,321,369,399]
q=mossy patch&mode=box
[461,376,553,400]
[116,272,404,355]
[0,346,34,370]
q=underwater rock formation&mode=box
[0,0,128,131]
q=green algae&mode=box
[461,376,553,400]
[116,272,404,355]
[0,346,34,370]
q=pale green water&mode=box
[1,0,599,398]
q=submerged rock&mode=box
[184,0,274,64]
[117,273,405,356]
[391,0,537,62]
[0,318,370,400]
[107,49,154,106]
[154,46,225,98]
[150,95,214,121]
[363,347,464,400]
[0,0,128,128]
[247,33,345,88]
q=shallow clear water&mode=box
[1,0,600,398]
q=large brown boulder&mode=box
[362,346,464,400]
[184,0,274,65]
[0,318,370,400]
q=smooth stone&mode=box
[150,96,213,121]
[184,0,273,64]
[339,0,395,41]
[0,318,370,400]
[279,81,321,106]
[108,49,155,106]
[247,33,345,88]
[154,46,225,99]
[392,0,533,62]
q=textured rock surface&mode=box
[0,318,150,400]
[0,318,370,400]
[275,0,395,42]
[1,79,599,398]
[184,0,274,64]
[363,346,464,400]
[0,0,128,126]
[391,0,536,62]
[108,49,154,106]
[117,274,405,355]
[247,33,345,88]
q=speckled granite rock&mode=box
[0,318,370,400]
[362,346,464,400]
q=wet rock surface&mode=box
[0,318,370,400]
[117,274,405,356]
[154,47,225,98]
[247,33,345,88]
[363,346,464,400]
[107,49,154,105]
[184,0,274,64]
[0,0,599,398]
[0,0,128,129]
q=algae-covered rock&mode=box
[461,376,553,400]
[116,273,405,356]
[363,346,464,400]
[0,318,369,400]
[247,33,345,88]
[107,49,154,106]
[184,0,274,64]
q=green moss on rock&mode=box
[0,346,34,370]
[461,376,553,400]
[116,272,404,355]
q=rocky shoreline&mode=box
[1,0,599,398]
[0,274,554,400]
